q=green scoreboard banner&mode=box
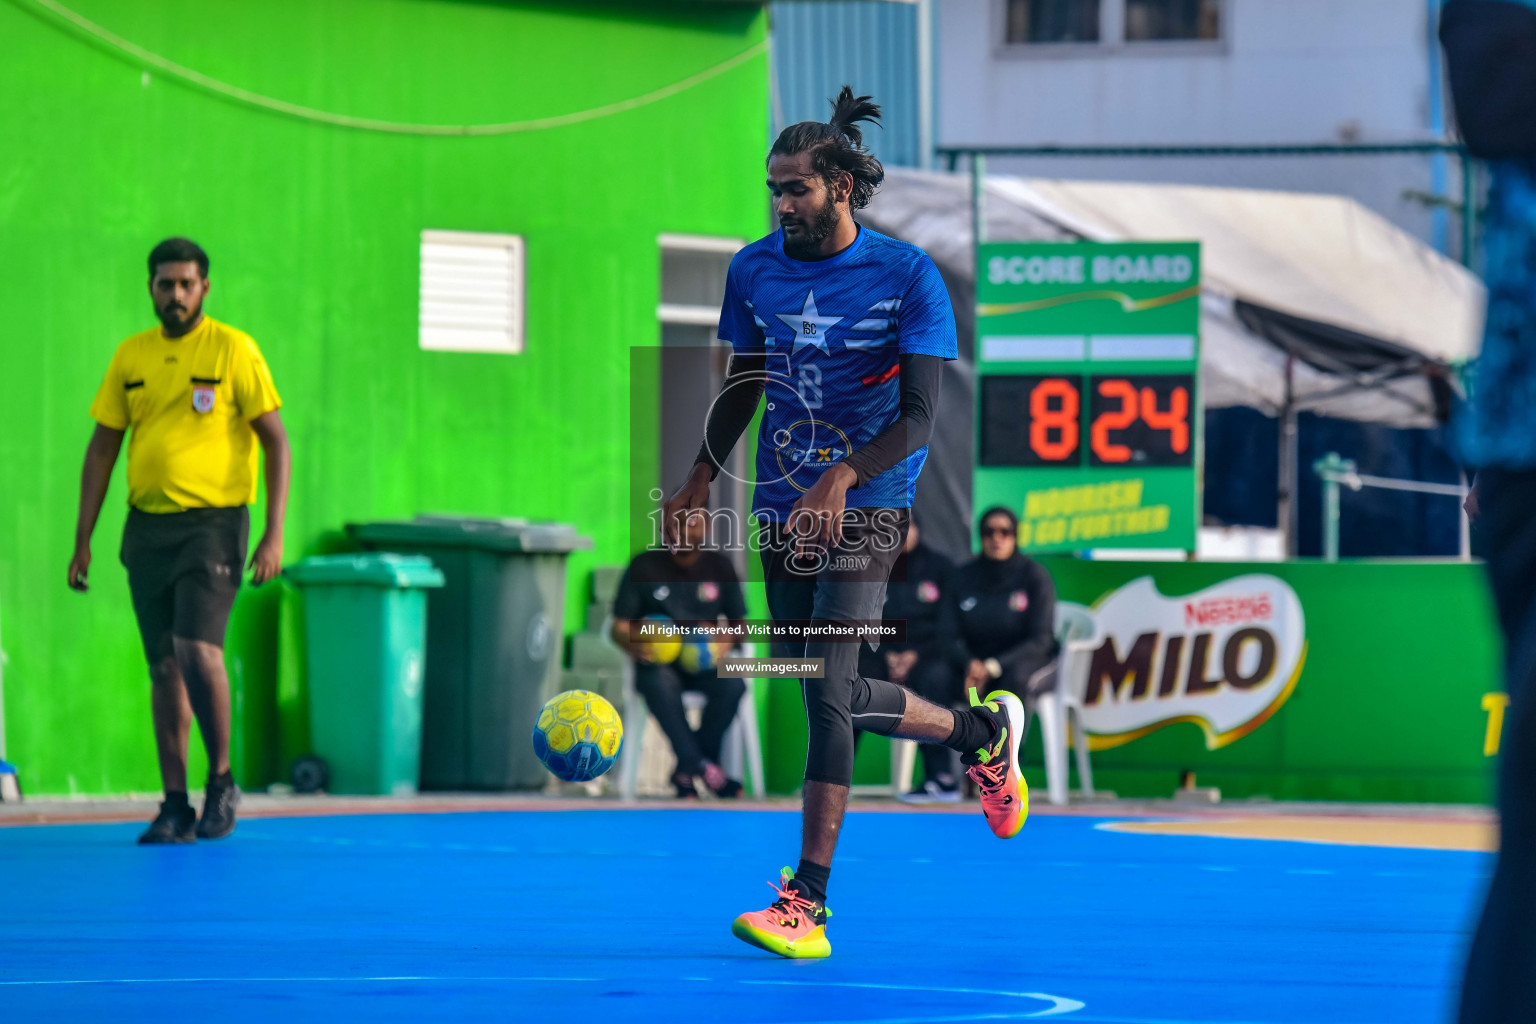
[974,241,1202,553]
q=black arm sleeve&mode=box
[718,555,748,620]
[693,354,767,481]
[841,353,944,488]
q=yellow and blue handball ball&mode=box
[640,614,682,664]
[678,629,720,674]
[532,689,624,783]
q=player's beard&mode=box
[781,193,842,259]
[157,299,202,332]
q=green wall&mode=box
[0,0,769,794]
[765,559,1502,803]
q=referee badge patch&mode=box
[698,581,720,602]
[192,385,216,414]
[1008,590,1030,612]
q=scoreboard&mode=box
[974,242,1202,554]
[979,373,1195,468]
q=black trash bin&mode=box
[347,516,592,790]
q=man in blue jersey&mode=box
[1441,4,1536,1020]
[663,87,1028,960]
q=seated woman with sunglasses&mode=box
[943,506,1060,714]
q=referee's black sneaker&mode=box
[138,797,196,845]
[196,772,240,840]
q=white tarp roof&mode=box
[863,169,1486,427]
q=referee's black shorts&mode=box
[120,507,248,662]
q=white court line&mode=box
[0,974,1088,1021]
[0,976,1352,1024]
[744,980,1083,1018]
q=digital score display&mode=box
[980,373,1194,468]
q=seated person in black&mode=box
[856,520,960,803]
[611,511,748,799]
[945,505,1060,711]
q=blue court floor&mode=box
[0,807,1488,1023]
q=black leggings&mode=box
[761,510,914,788]
[858,646,959,782]
[632,663,745,776]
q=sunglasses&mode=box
[982,525,1015,538]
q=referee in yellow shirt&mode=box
[69,238,291,845]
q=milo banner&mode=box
[974,241,1201,553]
[1032,558,1499,804]
[1067,574,1307,751]
[761,559,1501,802]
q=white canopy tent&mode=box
[858,168,1486,557]
[865,168,1484,426]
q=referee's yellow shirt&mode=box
[89,316,282,513]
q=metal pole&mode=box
[1461,150,1475,267]
[937,141,1468,160]
[1279,355,1298,558]
[970,152,986,247]
[1311,452,1357,563]
[1426,0,1449,254]
[1460,471,1473,561]
[1313,452,1349,563]
[1323,473,1340,562]
[915,0,933,172]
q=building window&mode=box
[1005,0,1100,44]
[1124,0,1220,41]
[1002,0,1222,50]
[418,229,525,354]
[656,233,740,327]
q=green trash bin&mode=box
[347,516,592,791]
[284,553,445,796]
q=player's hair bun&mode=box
[828,86,882,148]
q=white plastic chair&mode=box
[617,641,766,801]
[852,734,920,798]
[891,604,1100,803]
[888,736,919,797]
[1032,603,1099,805]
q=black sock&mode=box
[209,770,234,788]
[944,706,995,758]
[794,859,831,904]
[163,790,189,809]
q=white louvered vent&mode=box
[419,230,524,354]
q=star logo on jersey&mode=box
[775,291,843,353]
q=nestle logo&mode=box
[1184,594,1272,628]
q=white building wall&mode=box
[936,0,1456,250]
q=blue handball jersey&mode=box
[716,226,958,521]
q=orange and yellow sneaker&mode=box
[963,689,1029,839]
[730,868,832,959]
